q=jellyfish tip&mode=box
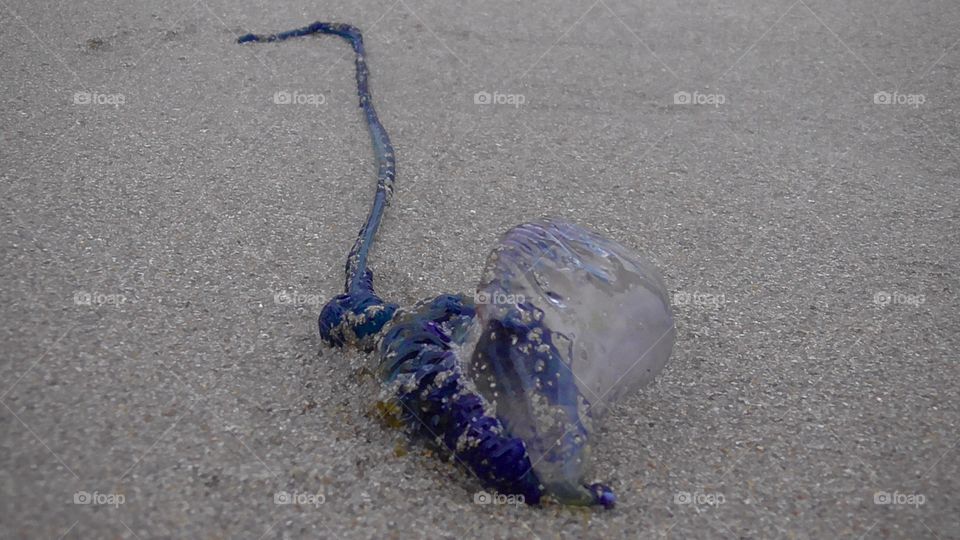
[589,483,616,509]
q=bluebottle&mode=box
[239,22,675,508]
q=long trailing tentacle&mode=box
[239,22,395,295]
[239,23,398,347]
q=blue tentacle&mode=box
[239,22,397,344]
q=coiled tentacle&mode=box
[379,295,543,503]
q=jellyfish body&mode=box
[241,23,674,508]
[466,219,675,505]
